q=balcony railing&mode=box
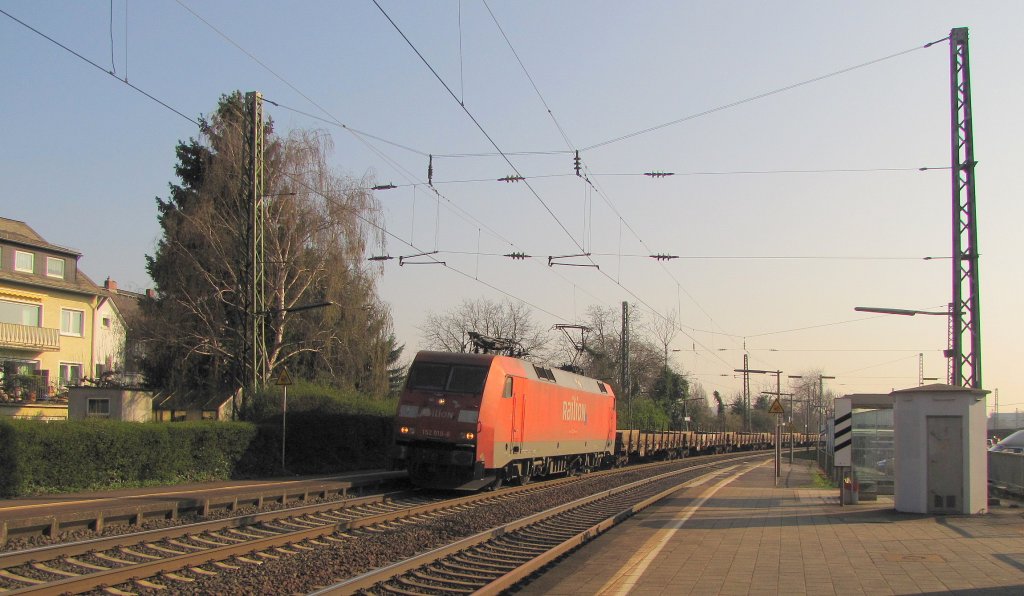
[0,322,60,351]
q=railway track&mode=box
[0,452,768,594]
[0,472,600,594]
[0,489,445,594]
[318,452,769,595]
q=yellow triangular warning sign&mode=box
[275,368,293,386]
[768,397,785,415]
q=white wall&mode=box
[893,386,988,514]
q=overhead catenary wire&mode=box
[371,0,586,256]
[0,7,198,125]
[156,3,621,346]
[582,37,946,151]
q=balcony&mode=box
[0,322,60,351]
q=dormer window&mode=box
[46,257,65,279]
[14,251,34,273]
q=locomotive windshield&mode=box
[407,362,489,394]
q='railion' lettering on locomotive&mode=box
[562,399,587,423]
[419,407,455,419]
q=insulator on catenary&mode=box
[504,252,530,260]
[428,155,434,187]
[368,255,394,261]
[498,175,525,183]
[649,254,679,261]
[573,150,581,177]
[644,171,675,178]
[372,183,397,190]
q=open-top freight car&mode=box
[392,351,617,490]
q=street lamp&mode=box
[854,305,956,384]
[736,367,784,482]
[854,306,951,317]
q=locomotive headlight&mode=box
[462,431,475,440]
[399,426,413,435]
[436,398,446,405]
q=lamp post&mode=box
[854,303,977,388]
[787,375,803,464]
[736,367,783,482]
[817,374,835,469]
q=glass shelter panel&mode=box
[852,408,894,494]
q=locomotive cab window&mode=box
[407,362,488,394]
[448,365,488,393]
[407,362,449,390]
[503,376,513,398]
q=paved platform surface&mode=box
[516,458,1024,595]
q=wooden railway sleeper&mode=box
[143,542,187,556]
[186,534,230,547]
[119,546,162,560]
[515,526,578,543]
[470,547,532,564]
[30,562,79,578]
[64,556,111,571]
[489,536,551,552]
[468,544,531,561]
[393,574,475,594]
[377,582,429,596]
[422,563,498,582]
[410,568,487,589]
[449,552,518,571]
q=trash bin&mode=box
[842,473,859,505]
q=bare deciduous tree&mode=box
[419,297,549,359]
[140,92,394,410]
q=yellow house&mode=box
[0,217,111,403]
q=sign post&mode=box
[276,368,293,473]
[769,397,785,486]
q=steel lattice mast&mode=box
[245,91,266,406]
[948,28,982,388]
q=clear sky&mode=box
[3,1,1021,411]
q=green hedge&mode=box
[0,419,258,497]
[0,414,395,497]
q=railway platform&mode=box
[516,458,1024,595]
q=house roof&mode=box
[0,217,104,297]
[0,217,81,256]
[0,269,104,298]
[152,390,236,411]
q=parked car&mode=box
[989,430,1024,454]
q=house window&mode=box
[87,398,110,418]
[14,251,34,273]
[46,257,65,279]
[0,300,41,326]
[102,317,111,328]
[59,362,83,388]
[61,309,84,336]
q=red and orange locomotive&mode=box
[392,351,617,490]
